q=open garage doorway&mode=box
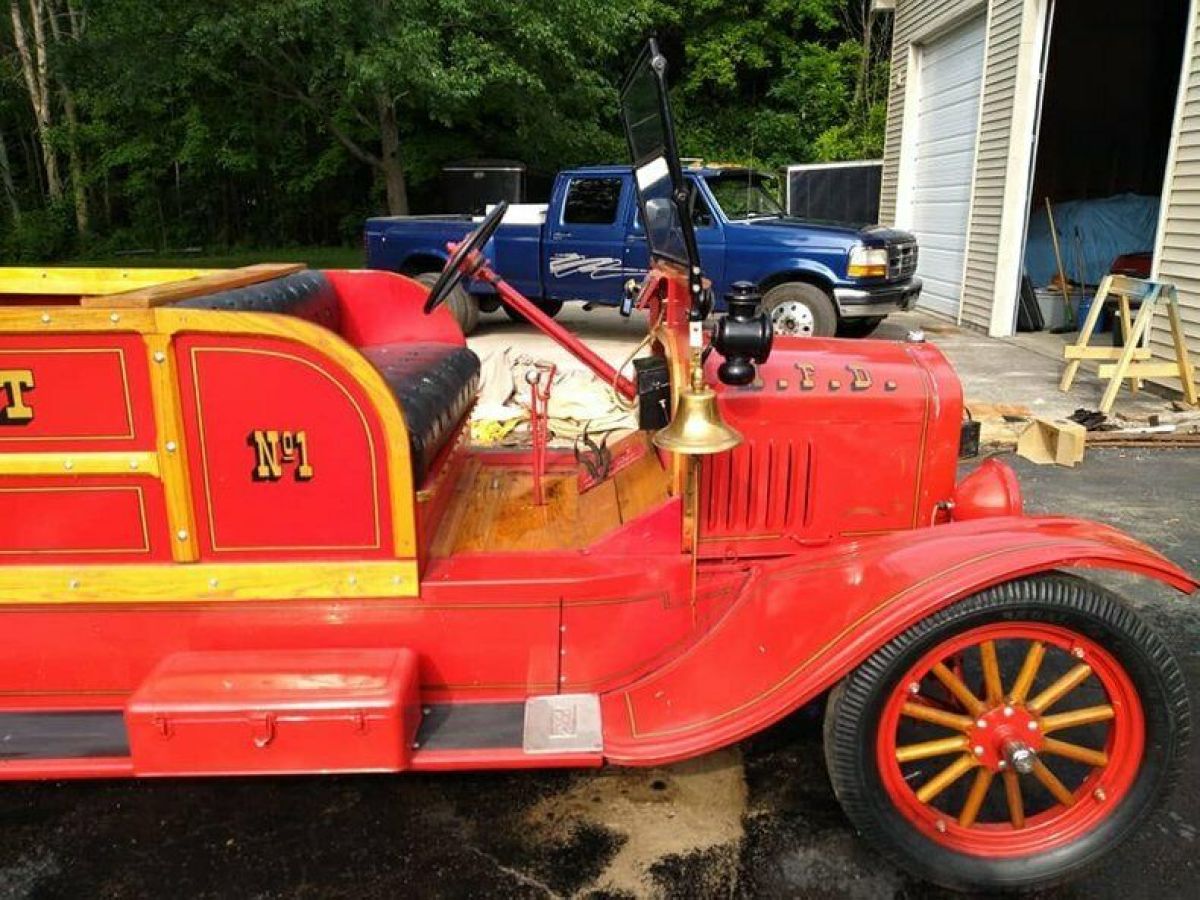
[1019,0,1189,339]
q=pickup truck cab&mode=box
[365,164,921,337]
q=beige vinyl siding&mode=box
[880,0,1030,332]
[1153,16,1200,368]
[960,0,1024,330]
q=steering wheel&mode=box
[423,200,509,314]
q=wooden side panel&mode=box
[175,334,392,559]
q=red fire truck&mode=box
[0,42,1191,892]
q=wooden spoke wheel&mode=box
[824,574,1189,892]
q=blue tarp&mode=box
[1024,193,1159,288]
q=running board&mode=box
[411,694,603,769]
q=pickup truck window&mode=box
[563,178,623,225]
[705,172,785,221]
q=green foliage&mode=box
[0,0,889,258]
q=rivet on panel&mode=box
[69,579,80,589]
[165,441,177,453]
[110,313,120,323]
[153,351,166,363]
[176,529,189,541]
[129,458,139,469]
[63,460,74,470]
[40,313,51,324]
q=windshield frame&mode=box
[618,39,704,311]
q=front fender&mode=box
[600,515,1196,765]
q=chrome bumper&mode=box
[834,278,922,319]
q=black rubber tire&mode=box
[837,316,886,338]
[823,572,1189,893]
[762,281,837,337]
[502,298,563,322]
[416,271,479,335]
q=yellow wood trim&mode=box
[153,308,417,557]
[81,264,305,309]
[1062,346,1151,361]
[0,451,159,477]
[0,560,419,604]
[145,332,199,562]
[0,267,216,297]
[0,307,156,332]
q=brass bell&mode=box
[653,367,742,455]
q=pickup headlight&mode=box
[848,245,888,279]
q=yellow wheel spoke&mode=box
[896,735,970,763]
[915,754,977,804]
[1041,704,1115,733]
[1031,759,1077,806]
[1028,663,1093,713]
[958,768,994,827]
[1002,770,1026,828]
[1009,641,1045,704]
[980,640,1004,705]
[1041,738,1109,768]
[901,702,974,732]
[931,662,985,717]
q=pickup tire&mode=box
[503,298,563,323]
[837,316,885,338]
[763,282,837,338]
[416,272,479,335]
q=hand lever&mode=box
[526,364,556,506]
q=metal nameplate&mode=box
[523,693,603,754]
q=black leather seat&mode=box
[175,270,479,485]
[360,343,480,484]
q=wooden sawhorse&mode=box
[1060,274,1198,413]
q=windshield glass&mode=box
[705,172,785,220]
[619,42,696,269]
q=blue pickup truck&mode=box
[365,164,921,337]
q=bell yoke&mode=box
[0,39,1193,893]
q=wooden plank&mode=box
[79,264,306,309]
[1097,362,1196,378]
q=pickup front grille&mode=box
[889,241,918,280]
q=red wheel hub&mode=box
[965,703,1044,771]
[876,622,1144,858]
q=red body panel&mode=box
[0,475,170,562]
[175,334,393,559]
[0,333,154,450]
[601,515,1195,765]
[699,337,962,556]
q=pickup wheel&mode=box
[503,298,563,322]
[823,573,1188,893]
[416,272,479,335]
[837,316,885,338]
[763,282,837,338]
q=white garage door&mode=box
[910,16,987,318]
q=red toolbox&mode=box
[125,648,420,776]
